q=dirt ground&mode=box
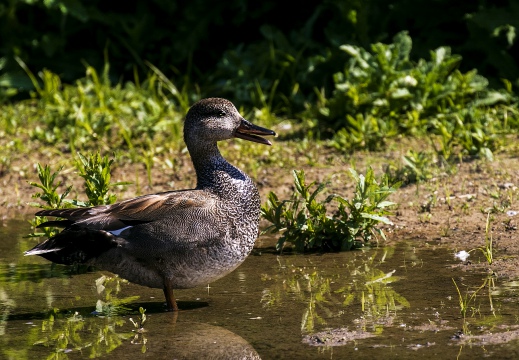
[1,141,518,280]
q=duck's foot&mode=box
[163,281,179,311]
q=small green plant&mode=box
[478,213,494,265]
[261,168,399,252]
[328,113,393,153]
[334,168,399,246]
[27,164,73,239]
[28,164,72,210]
[464,212,494,266]
[17,60,186,155]
[0,145,13,176]
[440,218,452,237]
[27,153,129,239]
[419,213,432,223]
[386,150,436,185]
[76,152,130,206]
[261,169,337,252]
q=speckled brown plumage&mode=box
[25,98,276,311]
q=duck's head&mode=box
[184,98,276,146]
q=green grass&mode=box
[475,213,494,266]
[3,60,188,159]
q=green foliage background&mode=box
[1,0,519,180]
[1,0,518,114]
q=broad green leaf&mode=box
[361,213,393,224]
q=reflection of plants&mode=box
[360,269,404,314]
[129,307,147,330]
[0,267,143,358]
[129,307,148,354]
[0,288,15,336]
[34,309,133,359]
[341,255,409,333]
[261,168,398,252]
[94,275,140,316]
[31,277,142,357]
[262,249,409,333]
[452,275,496,335]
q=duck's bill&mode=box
[235,119,276,145]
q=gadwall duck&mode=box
[25,98,276,311]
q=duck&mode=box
[25,97,276,311]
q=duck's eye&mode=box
[217,111,226,118]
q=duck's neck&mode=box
[188,141,249,192]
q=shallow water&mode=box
[1,219,519,359]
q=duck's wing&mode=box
[35,190,215,231]
[28,190,220,264]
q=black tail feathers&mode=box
[25,227,118,265]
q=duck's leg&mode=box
[163,280,179,311]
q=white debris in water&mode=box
[455,250,470,262]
